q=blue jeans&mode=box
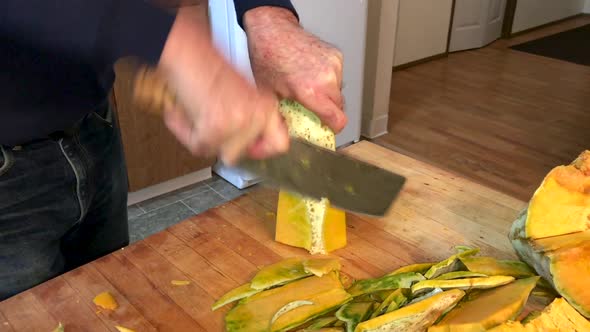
[0,102,129,300]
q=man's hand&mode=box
[244,6,348,133]
[158,7,289,165]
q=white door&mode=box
[449,0,506,52]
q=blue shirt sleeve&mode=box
[233,0,299,28]
[0,0,175,65]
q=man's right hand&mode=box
[157,7,289,166]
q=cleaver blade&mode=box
[238,138,406,217]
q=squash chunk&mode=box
[525,151,590,239]
[275,100,346,254]
[429,277,538,331]
[548,242,590,318]
[355,289,465,332]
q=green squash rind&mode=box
[251,257,312,290]
[424,248,480,279]
[212,282,263,311]
[336,302,375,332]
[347,272,425,297]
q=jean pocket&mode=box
[0,146,14,177]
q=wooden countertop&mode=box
[0,141,529,331]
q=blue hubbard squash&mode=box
[510,150,590,319]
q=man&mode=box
[0,1,346,300]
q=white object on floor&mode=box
[213,161,261,189]
[127,167,212,206]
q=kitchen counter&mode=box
[0,141,531,331]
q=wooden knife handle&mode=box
[132,65,177,116]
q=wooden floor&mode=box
[374,16,590,201]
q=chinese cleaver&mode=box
[131,64,406,216]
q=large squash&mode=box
[275,100,347,254]
[510,150,590,318]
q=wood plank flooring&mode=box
[374,16,590,201]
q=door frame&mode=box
[445,0,457,52]
[501,0,517,38]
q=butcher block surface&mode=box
[0,141,528,331]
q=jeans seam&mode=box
[0,146,14,177]
[58,139,84,224]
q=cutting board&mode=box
[0,141,535,331]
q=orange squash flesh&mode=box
[510,150,590,319]
[275,100,347,254]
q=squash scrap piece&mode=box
[272,300,314,325]
[408,288,443,305]
[251,257,311,290]
[411,276,515,296]
[212,282,263,311]
[388,263,435,276]
[459,257,535,278]
[424,248,480,279]
[429,276,539,331]
[435,271,488,280]
[275,100,346,254]
[355,289,465,332]
[93,291,118,310]
[171,280,191,286]
[225,272,351,332]
[304,257,342,277]
[303,316,339,330]
[335,302,375,332]
[271,288,352,332]
[115,326,136,332]
[339,272,354,290]
[346,272,425,297]
[370,288,409,318]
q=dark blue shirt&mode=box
[0,0,296,146]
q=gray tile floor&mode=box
[127,175,251,243]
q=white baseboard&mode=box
[361,114,389,139]
[127,167,212,206]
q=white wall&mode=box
[585,0,590,13]
[393,0,453,66]
[512,0,586,33]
